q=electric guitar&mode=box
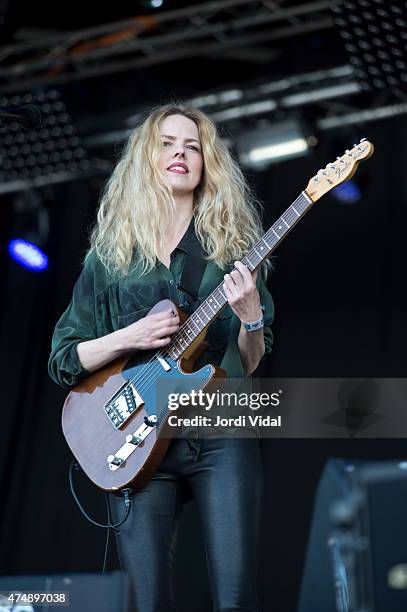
[62,139,374,492]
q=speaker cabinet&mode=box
[298,459,407,612]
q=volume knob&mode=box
[107,454,124,467]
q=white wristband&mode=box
[243,317,264,332]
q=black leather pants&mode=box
[110,436,263,612]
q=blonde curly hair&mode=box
[89,103,267,276]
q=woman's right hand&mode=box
[121,309,180,350]
[77,309,180,373]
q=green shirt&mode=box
[48,219,274,390]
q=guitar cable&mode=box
[68,460,132,530]
[69,460,133,572]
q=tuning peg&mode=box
[360,137,366,142]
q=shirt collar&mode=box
[175,216,198,254]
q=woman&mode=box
[49,104,274,612]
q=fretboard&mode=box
[166,190,313,360]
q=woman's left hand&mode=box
[223,261,263,324]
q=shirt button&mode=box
[169,280,174,285]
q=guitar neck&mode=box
[166,190,313,360]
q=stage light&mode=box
[7,189,50,271]
[331,180,362,204]
[236,119,310,169]
[332,0,407,95]
[0,89,90,193]
[8,239,48,271]
[140,0,164,8]
[247,139,308,164]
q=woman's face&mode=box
[158,114,203,199]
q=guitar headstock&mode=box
[305,139,374,203]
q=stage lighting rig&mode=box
[235,119,312,170]
[0,89,91,194]
[332,0,407,96]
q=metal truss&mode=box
[83,64,361,147]
[0,0,336,94]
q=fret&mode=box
[296,194,311,213]
[203,302,216,321]
[212,294,221,309]
[166,345,174,358]
[181,329,191,343]
[190,317,201,333]
[271,228,279,239]
[250,253,262,267]
[265,230,278,243]
[272,226,285,240]
[273,222,287,238]
[262,236,271,249]
[200,306,211,321]
[184,325,193,337]
[218,287,227,301]
[301,190,313,204]
[179,324,198,348]
[245,251,261,267]
[282,218,290,229]
[195,312,205,326]
[175,334,184,349]
[292,203,300,217]
[171,339,183,355]
[283,211,297,226]
[245,258,256,271]
[178,338,188,350]
[206,299,217,315]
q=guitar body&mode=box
[62,299,225,492]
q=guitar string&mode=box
[117,192,310,403]
[124,210,308,426]
[119,204,305,404]
[117,192,311,409]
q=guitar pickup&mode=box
[104,381,144,429]
[107,414,158,471]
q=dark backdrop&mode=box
[1,115,406,612]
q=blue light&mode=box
[8,239,48,271]
[332,180,362,204]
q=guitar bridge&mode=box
[104,381,144,429]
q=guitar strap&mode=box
[176,223,207,314]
